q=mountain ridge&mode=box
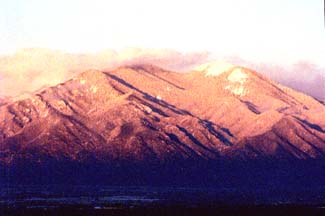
[0,64,324,166]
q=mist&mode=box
[0,48,324,100]
[0,48,209,97]
[223,56,325,100]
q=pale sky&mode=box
[1,0,324,66]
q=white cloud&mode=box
[0,48,209,97]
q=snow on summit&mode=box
[225,85,247,97]
[195,61,249,97]
[195,61,234,76]
[227,68,248,84]
[225,68,249,97]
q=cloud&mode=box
[221,56,325,100]
[0,48,210,97]
[0,48,323,100]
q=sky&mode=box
[1,0,324,66]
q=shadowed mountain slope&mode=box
[0,64,324,186]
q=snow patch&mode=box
[144,106,152,114]
[232,86,246,96]
[90,85,98,93]
[225,85,248,97]
[195,61,234,77]
[55,100,67,110]
[227,68,248,84]
[224,68,249,96]
[80,79,86,85]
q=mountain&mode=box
[0,48,209,98]
[0,63,325,187]
[0,96,9,107]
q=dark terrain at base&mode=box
[2,159,325,209]
[2,205,325,216]
[1,65,325,214]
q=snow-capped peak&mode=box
[227,68,248,84]
[224,68,249,97]
[195,61,234,77]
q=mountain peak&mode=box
[195,61,235,76]
[72,69,107,85]
[224,68,251,97]
[0,63,324,167]
[227,68,249,84]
